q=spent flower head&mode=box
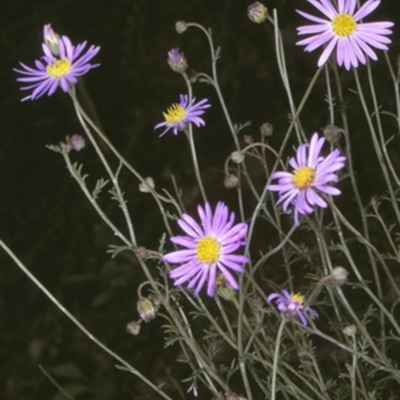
[163,202,248,297]
[154,94,210,137]
[296,0,393,70]
[14,24,100,101]
[267,290,318,326]
[267,132,346,225]
[167,48,188,73]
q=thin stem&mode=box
[271,319,286,400]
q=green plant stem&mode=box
[0,239,174,400]
[271,319,286,400]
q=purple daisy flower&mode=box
[154,94,210,137]
[267,290,318,326]
[163,202,248,297]
[296,0,393,70]
[14,24,100,101]
[267,133,346,225]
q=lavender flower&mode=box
[154,94,210,137]
[14,24,100,101]
[267,133,346,225]
[267,290,318,326]
[296,0,393,70]
[163,202,248,297]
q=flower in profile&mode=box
[163,202,248,297]
[267,133,346,225]
[167,48,188,73]
[296,0,393,70]
[155,94,210,137]
[267,290,318,326]
[248,2,268,24]
[14,24,100,101]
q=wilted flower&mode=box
[175,21,188,34]
[296,0,393,70]
[154,94,210,137]
[267,290,318,326]
[248,2,268,24]
[167,48,188,73]
[331,266,349,285]
[267,132,346,225]
[260,122,273,137]
[163,202,248,297]
[14,25,100,101]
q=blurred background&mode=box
[1,0,400,398]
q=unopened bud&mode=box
[342,324,357,337]
[260,122,273,137]
[216,274,236,300]
[70,134,85,151]
[231,151,245,164]
[43,24,61,56]
[247,2,268,24]
[323,124,343,143]
[331,267,349,285]
[167,48,188,73]
[137,297,156,323]
[175,21,188,34]
[139,177,155,193]
[126,320,141,335]
[224,174,239,189]
[243,135,253,144]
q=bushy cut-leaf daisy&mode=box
[154,94,210,137]
[267,133,346,225]
[296,0,393,70]
[14,24,100,101]
[163,202,248,297]
[267,290,318,326]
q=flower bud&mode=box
[175,21,188,34]
[167,48,188,73]
[331,267,349,285]
[342,324,357,337]
[323,124,343,143]
[231,151,245,164]
[243,135,253,144]
[139,177,155,193]
[137,297,156,323]
[70,134,85,151]
[43,24,61,56]
[126,320,141,335]
[216,273,236,300]
[247,2,268,24]
[260,122,273,137]
[224,174,239,189]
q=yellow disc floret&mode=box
[332,13,357,37]
[196,236,221,264]
[292,166,316,189]
[47,58,72,77]
[163,103,186,123]
[290,293,304,305]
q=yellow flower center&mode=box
[196,236,221,264]
[46,58,72,77]
[331,13,357,37]
[163,103,186,123]
[292,166,315,189]
[290,293,304,305]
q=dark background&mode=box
[1,0,400,399]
